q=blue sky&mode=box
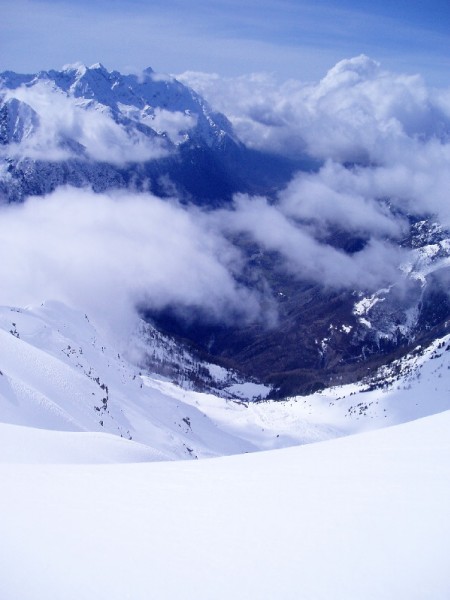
[1,0,450,84]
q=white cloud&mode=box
[149,108,197,145]
[179,55,450,164]
[181,56,450,230]
[216,194,405,291]
[2,82,168,164]
[0,187,265,341]
[278,162,406,239]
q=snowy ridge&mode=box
[0,301,253,459]
[0,421,165,464]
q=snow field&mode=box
[1,411,450,599]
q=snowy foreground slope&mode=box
[1,411,450,600]
[0,300,258,459]
[1,299,450,460]
[1,300,450,598]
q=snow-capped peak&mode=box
[0,62,236,166]
[61,62,87,76]
[89,62,108,72]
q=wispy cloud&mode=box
[0,180,406,347]
[216,194,405,290]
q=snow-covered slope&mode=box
[1,410,449,599]
[0,300,257,460]
[0,421,164,464]
[1,299,449,597]
[1,299,450,463]
[274,333,450,435]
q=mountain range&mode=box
[0,62,301,204]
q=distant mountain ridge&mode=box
[0,63,301,204]
[0,62,235,147]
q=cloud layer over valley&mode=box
[2,56,450,341]
[0,188,266,338]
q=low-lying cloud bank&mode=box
[2,56,450,339]
[0,183,404,339]
[180,54,450,276]
[217,193,405,291]
[0,188,265,337]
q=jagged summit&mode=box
[87,62,108,71]
[61,62,88,74]
[0,62,235,147]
